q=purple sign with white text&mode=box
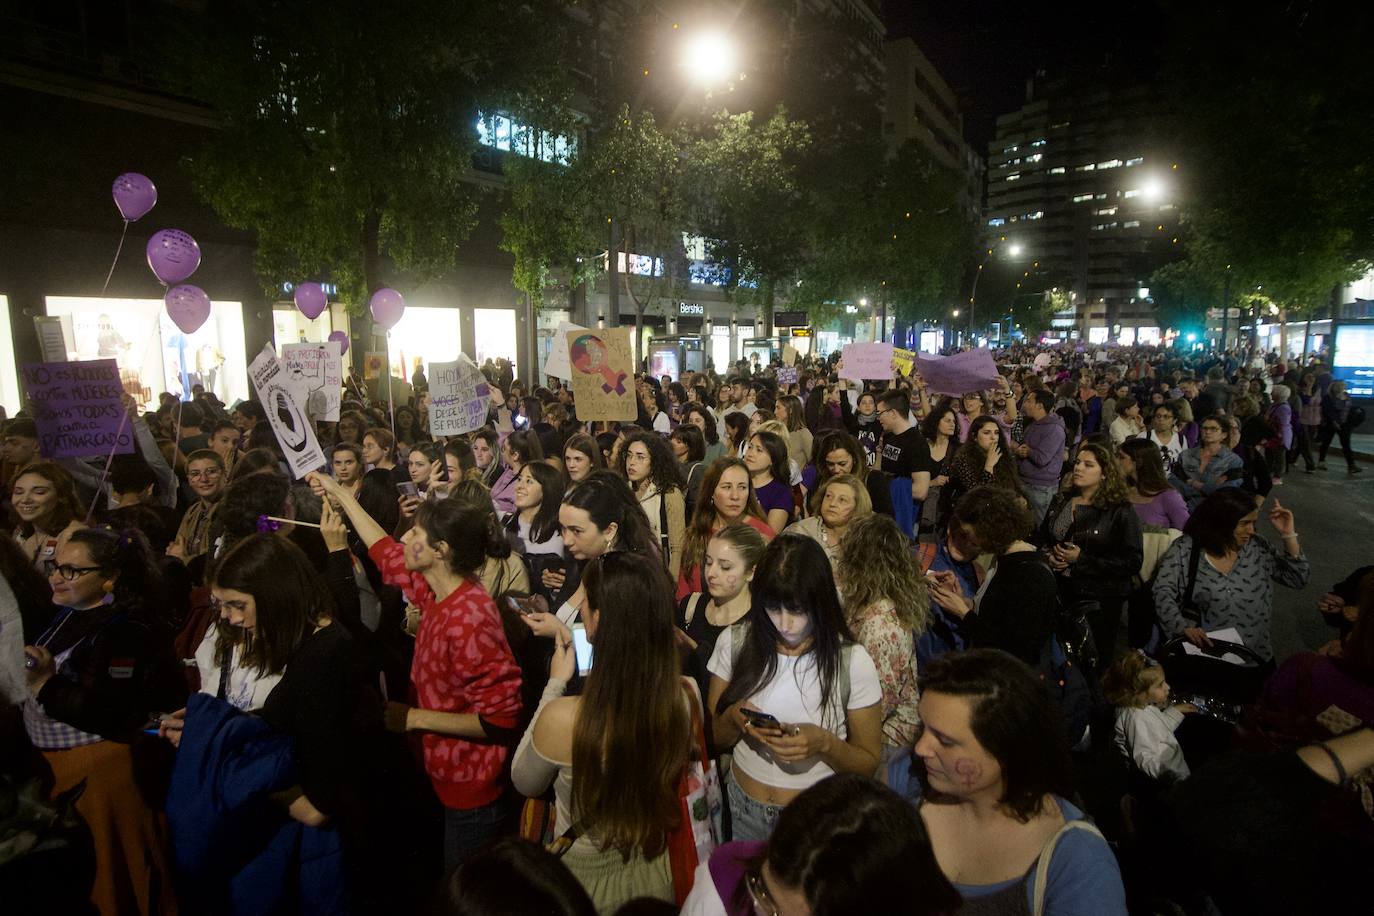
[22,359,134,458]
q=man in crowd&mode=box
[877,389,933,532]
[207,419,241,466]
[168,449,226,562]
[177,401,211,455]
[231,400,267,435]
[1015,390,1067,527]
[1,417,39,485]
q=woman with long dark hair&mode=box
[505,460,566,558]
[616,430,687,579]
[1039,441,1143,664]
[309,472,524,870]
[470,427,504,489]
[491,429,543,516]
[944,415,1024,513]
[562,432,604,488]
[724,411,752,460]
[921,398,960,533]
[24,527,182,916]
[683,404,726,464]
[744,430,793,534]
[11,461,84,572]
[708,535,883,841]
[512,552,697,910]
[1118,437,1189,530]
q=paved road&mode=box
[1267,464,1373,662]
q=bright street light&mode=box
[1141,177,1167,203]
[682,32,735,84]
[952,309,960,317]
[1007,243,1023,257]
[859,297,868,306]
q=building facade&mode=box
[983,78,1179,343]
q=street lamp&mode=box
[681,32,735,85]
[1007,243,1023,257]
[968,238,1026,344]
[1141,177,1167,204]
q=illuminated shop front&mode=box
[0,295,22,414]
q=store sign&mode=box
[22,359,134,459]
[281,341,343,422]
[428,355,490,436]
[249,345,325,479]
[789,328,812,337]
[774,310,806,328]
[280,281,339,298]
[678,302,705,316]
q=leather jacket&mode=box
[1038,495,1144,598]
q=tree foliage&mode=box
[177,0,571,311]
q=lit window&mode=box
[1126,157,1144,166]
[1025,211,1044,220]
[1095,193,1107,200]
[1122,220,1141,228]
[1096,206,1118,216]
[1075,163,1096,172]
[476,112,576,164]
[987,217,1007,227]
[1159,203,1176,211]
[1003,144,1019,153]
[1123,189,1141,199]
[1091,222,1119,231]
[1097,159,1122,169]
[1073,193,1094,203]
[1006,173,1021,182]
[1049,166,1066,175]
[1030,138,1048,147]
[1025,153,1043,163]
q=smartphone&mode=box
[397,481,420,500]
[544,557,567,577]
[740,708,785,733]
[571,622,594,676]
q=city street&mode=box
[1268,462,1373,662]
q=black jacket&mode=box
[1038,496,1143,598]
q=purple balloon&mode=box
[112,172,157,222]
[328,330,350,356]
[369,287,405,329]
[164,284,211,334]
[146,229,201,285]
[294,282,328,320]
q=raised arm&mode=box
[308,471,388,548]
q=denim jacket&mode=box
[1173,446,1243,508]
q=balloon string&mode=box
[84,408,131,524]
[387,330,397,447]
[100,220,130,298]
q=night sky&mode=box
[885,0,1168,151]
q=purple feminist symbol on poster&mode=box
[569,334,626,394]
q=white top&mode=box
[195,627,284,712]
[1113,704,1189,783]
[679,860,728,916]
[516,516,564,556]
[649,410,672,434]
[1145,430,1186,466]
[707,634,881,790]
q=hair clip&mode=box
[256,515,281,533]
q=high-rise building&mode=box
[983,77,1179,343]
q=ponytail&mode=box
[69,526,161,612]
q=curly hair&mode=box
[1100,651,1165,708]
[1073,441,1130,508]
[615,430,684,498]
[950,485,1031,554]
[837,514,930,634]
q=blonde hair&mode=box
[1100,652,1165,708]
[837,513,929,634]
[757,419,789,438]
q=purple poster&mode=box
[913,348,1002,396]
[22,359,135,459]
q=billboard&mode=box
[1332,322,1374,398]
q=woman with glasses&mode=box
[1144,402,1186,469]
[616,430,687,579]
[11,461,84,573]
[23,527,182,916]
[1175,415,1244,511]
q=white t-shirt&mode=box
[707,632,881,790]
[517,516,564,556]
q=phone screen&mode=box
[397,481,419,499]
[571,623,594,675]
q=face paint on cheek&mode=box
[953,757,983,790]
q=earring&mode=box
[102,580,115,594]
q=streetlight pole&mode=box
[968,237,1021,345]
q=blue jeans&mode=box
[443,797,507,871]
[726,768,785,842]
[1022,483,1057,528]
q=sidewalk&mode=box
[1355,433,1374,461]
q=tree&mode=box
[176,0,571,320]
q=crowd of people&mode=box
[0,340,1370,915]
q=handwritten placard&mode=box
[566,327,636,422]
[839,343,895,380]
[22,359,134,458]
[428,354,491,436]
[913,348,1002,396]
[249,345,325,479]
[281,341,343,422]
[892,347,915,377]
[776,366,799,386]
[544,321,588,380]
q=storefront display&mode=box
[0,296,21,414]
[386,306,462,381]
[474,308,517,376]
[45,295,249,409]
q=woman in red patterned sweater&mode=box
[310,471,522,870]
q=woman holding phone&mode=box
[707,535,883,841]
[491,430,543,516]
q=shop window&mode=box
[473,309,517,377]
[387,306,462,382]
[0,296,19,414]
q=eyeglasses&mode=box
[187,468,223,481]
[46,562,102,580]
[746,868,780,916]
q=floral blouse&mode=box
[850,599,920,748]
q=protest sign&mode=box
[776,366,799,386]
[913,348,1002,396]
[782,344,798,367]
[428,354,491,436]
[249,345,325,479]
[566,327,636,422]
[363,352,386,380]
[22,359,134,459]
[544,321,588,380]
[281,341,343,422]
[892,348,915,377]
[839,342,895,380]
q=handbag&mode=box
[666,683,723,905]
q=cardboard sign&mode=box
[428,354,491,436]
[782,344,798,367]
[565,327,636,422]
[248,345,326,479]
[22,359,134,458]
[892,347,915,377]
[544,321,588,380]
[363,351,386,380]
[913,348,1002,396]
[281,341,343,422]
[839,342,895,380]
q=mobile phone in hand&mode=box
[740,708,784,733]
[397,481,420,499]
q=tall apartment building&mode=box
[883,37,983,218]
[983,78,1179,342]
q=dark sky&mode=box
[884,0,1167,151]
